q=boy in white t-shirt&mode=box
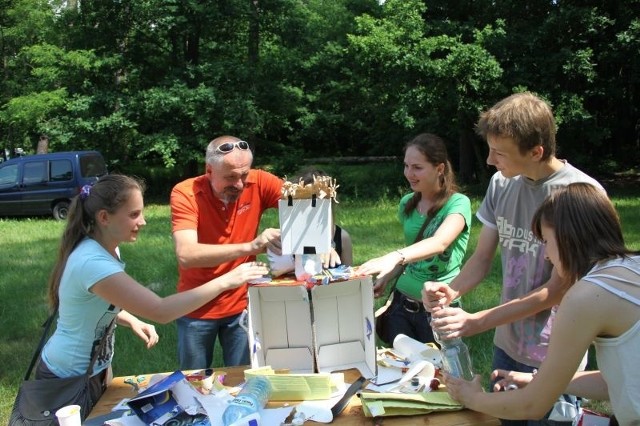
[423,92,603,425]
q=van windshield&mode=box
[80,154,107,178]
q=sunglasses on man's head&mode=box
[215,140,250,154]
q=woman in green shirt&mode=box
[357,133,472,345]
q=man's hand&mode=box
[422,281,457,311]
[251,228,281,255]
[430,306,479,338]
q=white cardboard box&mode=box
[279,198,332,255]
[247,276,377,379]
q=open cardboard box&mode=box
[247,276,377,379]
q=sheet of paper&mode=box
[105,414,145,426]
[244,367,345,401]
[111,398,130,411]
[261,407,294,426]
[359,391,463,417]
[386,360,431,392]
[393,334,442,366]
[292,377,364,423]
[368,365,403,387]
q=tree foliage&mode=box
[1,0,638,182]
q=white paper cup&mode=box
[55,404,81,426]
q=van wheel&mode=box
[53,201,70,220]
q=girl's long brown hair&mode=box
[531,182,635,284]
[403,133,459,219]
[47,174,145,310]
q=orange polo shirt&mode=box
[170,169,282,319]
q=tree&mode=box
[341,0,501,181]
[1,0,638,179]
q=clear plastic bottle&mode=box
[222,376,272,426]
[439,335,474,380]
[431,308,474,381]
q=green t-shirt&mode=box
[396,192,472,300]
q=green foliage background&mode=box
[1,0,639,182]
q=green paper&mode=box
[359,391,463,417]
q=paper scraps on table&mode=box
[359,391,463,417]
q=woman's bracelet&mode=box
[395,250,406,265]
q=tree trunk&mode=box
[37,135,49,154]
[186,27,201,65]
[458,127,488,185]
[248,0,260,65]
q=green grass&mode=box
[1,186,637,422]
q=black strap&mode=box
[23,307,117,380]
[331,375,368,417]
[23,308,58,381]
[333,225,343,257]
[413,214,433,245]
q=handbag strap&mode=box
[387,214,432,293]
[23,307,59,381]
[23,307,117,380]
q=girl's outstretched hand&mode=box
[442,372,484,406]
[222,261,270,289]
[130,320,159,349]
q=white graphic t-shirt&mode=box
[476,161,602,367]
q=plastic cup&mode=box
[55,404,81,426]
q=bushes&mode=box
[260,157,409,201]
[115,164,190,203]
[115,157,489,204]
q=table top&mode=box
[87,366,499,425]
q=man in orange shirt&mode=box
[170,135,283,368]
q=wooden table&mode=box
[88,366,499,425]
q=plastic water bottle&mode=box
[431,308,474,381]
[222,376,272,426]
[439,335,474,381]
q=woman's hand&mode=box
[356,252,402,282]
[130,320,160,349]
[442,372,484,406]
[221,261,270,289]
[490,369,535,392]
[320,248,342,269]
[357,254,403,297]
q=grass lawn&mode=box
[0,185,637,423]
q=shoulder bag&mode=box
[375,215,431,345]
[10,308,116,426]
